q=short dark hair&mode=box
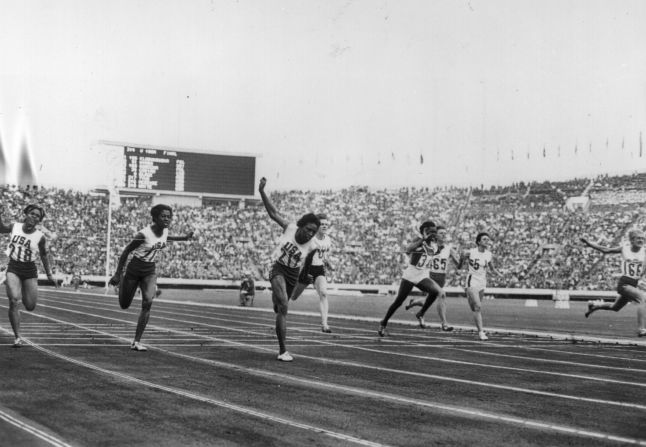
[476,232,490,244]
[419,220,436,234]
[297,213,321,229]
[23,204,45,220]
[151,204,173,220]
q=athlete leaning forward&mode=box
[378,220,445,336]
[109,204,194,351]
[405,224,457,331]
[581,229,646,337]
[0,204,58,347]
[259,177,320,362]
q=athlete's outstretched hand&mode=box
[259,177,267,192]
[579,237,590,246]
[108,273,121,287]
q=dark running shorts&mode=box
[6,259,38,281]
[617,275,639,295]
[298,265,326,285]
[429,272,446,288]
[269,262,299,297]
[125,257,157,281]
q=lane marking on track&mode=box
[40,288,646,347]
[13,302,646,413]
[40,294,646,375]
[5,312,646,446]
[40,296,646,380]
[28,298,646,392]
[0,407,74,447]
[11,338,390,447]
[443,346,646,374]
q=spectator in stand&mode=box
[239,272,255,307]
[3,173,646,291]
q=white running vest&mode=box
[620,243,646,279]
[311,235,332,266]
[467,247,492,282]
[429,244,452,274]
[131,226,168,263]
[271,223,316,269]
[5,223,43,263]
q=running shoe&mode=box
[378,324,387,337]
[321,326,332,334]
[478,331,489,341]
[638,329,646,337]
[415,313,427,329]
[405,299,415,311]
[584,300,595,318]
[12,338,23,348]
[277,351,293,362]
[130,341,148,351]
[441,324,454,332]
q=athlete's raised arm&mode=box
[580,237,621,254]
[259,177,289,230]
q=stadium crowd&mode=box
[1,171,645,291]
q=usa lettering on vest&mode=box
[12,235,31,249]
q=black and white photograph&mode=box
[1,1,645,445]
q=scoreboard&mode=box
[122,146,255,196]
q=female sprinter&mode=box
[259,177,320,361]
[0,204,57,347]
[289,213,334,333]
[378,221,443,336]
[581,229,646,337]
[405,225,457,331]
[460,232,501,340]
[109,204,193,351]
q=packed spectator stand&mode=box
[1,171,645,291]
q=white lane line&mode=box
[41,289,646,347]
[7,313,646,446]
[40,295,646,376]
[156,348,646,446]
[447,346,646,371]
[31,299,646,392]
[19,339,390,447]
[0,408,74,447]
[484,343,646,364]
[21,303,646,413]
[42,298,646,384]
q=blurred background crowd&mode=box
[1,171,645,291]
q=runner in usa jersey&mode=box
[0,204,57,347]
[109,204,194,351]
[459,232,501,341]
[289,213,335,333]
[378,220,444,337]
[259,177,320,362]
[405,226,458,331]
[581,229,646,337]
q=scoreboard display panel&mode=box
[123,146,255,195]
